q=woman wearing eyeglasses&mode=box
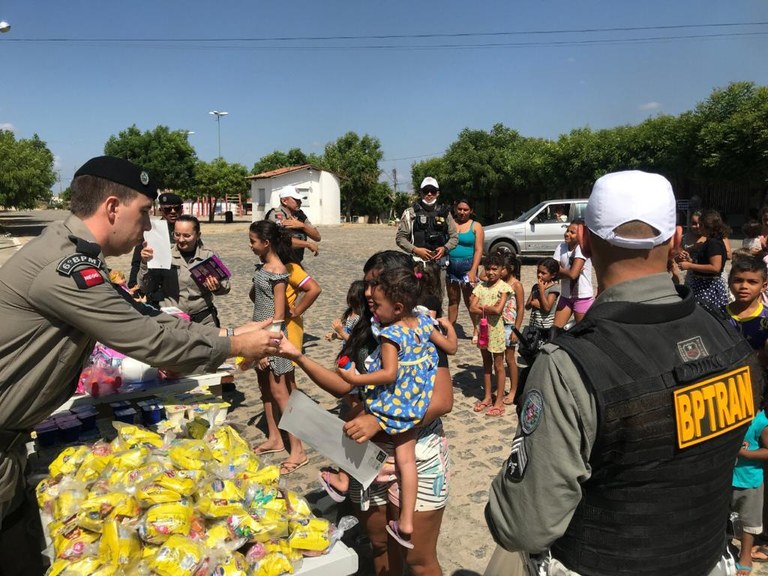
[138,215,231,326]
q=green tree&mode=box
[104,125,198,194]
[410,157,447,194]
[322,132,384,221]
[0,131,56,209]
[193,158,250,222]
[251,148,311,175]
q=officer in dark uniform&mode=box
[265,187,321,262]
[0,156,280,575]
[395,177,458,297]
[485,171,762,576]
[128,191,183,290]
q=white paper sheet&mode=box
[144,219,172,269]
[279,391,387,489]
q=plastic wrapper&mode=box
[51,518,100,560]
[76,492,140,532]
[73,443,114,484]
[204,520,247,552]
[264,540,303,564]
[205,425,251,465]
[121,460,168,492]
[79,364,122,398]
[135,483,183,507]
[99,519,141,567]
[168,439,212,470]
[239,465,279,488]
[226,509,276,543]
[138,501,193,544]
[209,550,249,576]
[47,555,105,576]
[243,482,278,511]
[288,517,331,553]
[250,552,294,576]
[53,480,88,521]
[251,508,289,541]
[154,468,203,497]
[147,534,208,576]
[197,478,244,518]
[113,422,164,449]
[49,445,90,478]
[36,476,60,515]
[186,417,210,440]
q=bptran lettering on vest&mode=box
[674,365,754,449]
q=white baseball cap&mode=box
[586,170,676,250]
[279,186,302,200]
[420,177,439,191]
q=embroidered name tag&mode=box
[57,254,103,276]
[73,267,105,289]
[674,365,754,449]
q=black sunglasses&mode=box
[161,205,183,213]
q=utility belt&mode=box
[0,429,30,454]
[189,306,220,327]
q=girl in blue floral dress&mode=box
[338,267,453,548]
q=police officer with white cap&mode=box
[0,156,281,573]
[485,170,762,576]
[265,186,321,261]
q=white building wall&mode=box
[249,168,341,225]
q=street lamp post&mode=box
[208,111,228,158]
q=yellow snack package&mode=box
[148,534,207,576]
[154,468,202,496]
[243,483,279,511]
[99,519,141,567]
[124,460,167,488]
[230,452,261,474]
[210,551,249,576]
[284,491,313,518]
[242,464,280,487]
[53,482,87,521]
[110,446,150,470]
[76,492,140,532]
[197,478,244,518]
[204,520,247,551]
[114,422,164,448]
[226,510,273,543]
[52,522,100,560]
[74,446,114,484]
[186,416,210,440]
[138,501,193,544]
[251,508,289,541]
[36,475,60,513]
[206,425,250,460]
[264,540,303,563]
[168,439,212,470]
[252,552,294,576]
[288,527,331,552]
[135,483,183,507]
[49,445,90,478]
[289,517,330,534]
[48,556,104,576]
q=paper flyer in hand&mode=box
[144,219,172,269]
[279,391,387,489]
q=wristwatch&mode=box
[226,326,236,337]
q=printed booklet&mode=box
[189,255,231,287]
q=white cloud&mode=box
[53,155,62,170]
[0,122,15,132]
[639,101,662,111]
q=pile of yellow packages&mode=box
[36,421,355,576]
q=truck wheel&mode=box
[492,241,517,257]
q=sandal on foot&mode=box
[279,457,309,475]
[753,546,768,562]
[386,520,414,550]
[736,563,752,575]
[473,400,491,413]
[485,406,506,417]
[502,396,515,406]
[318,470,347,503]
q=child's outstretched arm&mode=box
[338,339,398,387]
[430,318,458,355]
[739,426,768,461]
[277,337,356,396]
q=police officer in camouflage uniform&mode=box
[0,156,281,574]
[265,187,321,262]
[485,171,762,576]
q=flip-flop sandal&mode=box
[318,471,347,503]
[386,520,414,550]
[752,546,768,562]
[279,458,309,475]
[485,406,506,417]
[473,400,491,413]
[502,396,515,406]
[253,445,286,456]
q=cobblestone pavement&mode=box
[2,210,759,575]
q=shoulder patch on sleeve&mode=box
[504,436,528,482]
[57,254,105,277]
[520,389,545,435]
[72,267,105,289]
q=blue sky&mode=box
[1,0,767,192]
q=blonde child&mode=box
[247,220,308,475]
[338,267,453,548]
[469,252,512,417]
[499,255,524,406]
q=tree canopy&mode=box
[0,131,56,209]
[104,125,198,195]
[251,148,315,175]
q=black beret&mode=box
[73,156,158,200]
[158,192,183,205]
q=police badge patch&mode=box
[56,254,104,276]
[505,436,528,482]
[676,336,709,363]
[520,390,544,435]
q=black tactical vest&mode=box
[411,202,450,250]
[551,286,761,576]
